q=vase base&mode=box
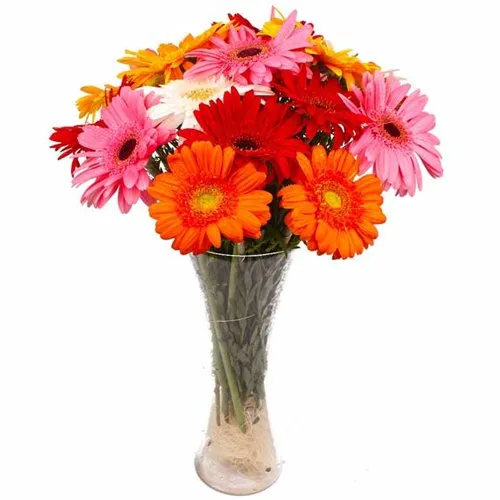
[195,454,282,496]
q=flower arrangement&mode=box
[49,7,443,495]
[50,7,442,259]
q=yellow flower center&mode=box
[191,187,223,213]
[183,87,217,101]
[324,190,342,209]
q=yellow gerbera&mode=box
[260,7,297,36]
[308,38,380,89]
[117,22,229,88]
[76,84,118,122]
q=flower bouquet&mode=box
[50,7,442,495]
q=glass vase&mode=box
[191,249,293,495]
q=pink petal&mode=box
[118,188,132,214]
[123,167,139,188]
[410,154,423,192]
[72,166,109,186]
[408,113,436,134]
[350,129,373,156]
[78,126,112,150]
[414,144,443,178]
[137,169,151,190]
[386,83,411,109]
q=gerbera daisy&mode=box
[228,13,259,32]
[50,122,103,175]
[274,68,366,144]
[73,86,177,213]
[118,23,228,88]
[340,72,443,196]
[260,6,319,41]
[148,141,272,255]
[76,77,133,122]
[184,10,313,85]
[279,146,386,259]
[76,84,118,122]
[144,76,273,130]
[179,87,309,181]
[308,38,379,89]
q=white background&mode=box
[1,0,499,499]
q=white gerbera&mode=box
[144,76,274,130]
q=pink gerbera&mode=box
[184,10,313,85]
[341,72,443,196]
[73,86,177,213]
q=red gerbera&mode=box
[274,68,367,146]
[228,13,259,32]
[49,123,102,175]
[180,87,309,181]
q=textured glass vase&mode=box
[191,249,293,495]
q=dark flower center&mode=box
[383,123,401,138]
[118,138,137,161]
[233,136,259,151]
[236,47,263,59]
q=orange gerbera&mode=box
[76,84,118,121]
[279,146,386,259]
[118,22,229,88]
[148,141,273,255]
[308,38,380,89]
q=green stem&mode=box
[214,380,221,427]
[222,386,229,423]
[227,243,243,314]
[215,337,246,432]
[199,254,247,433]
[211,324,227,425]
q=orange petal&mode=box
[348,229,365,256]
[209,144,223,176]
[194,227,209,255]
[221,147,235,178]
[238,191,273,207]
[327,227,340,254]
[356,175,383,193]
[217,217,244,242]
[237,209,262,233]
[206,223,222,248]
[172,227,187,251]
[301,220,317,239]
[360,193,384,204]
[296,152,314,181]
[296,201,317,214]
[149,199,177,216]
[337,232,351,259]
[364,207,387,224]
[312,145,327,171]
[151,172,180,189]
[147,185,177,202]
[166,153,189,179]
[230,163,266,192]
[315,220,331,253]
[155,218,183,239]
[177,226,199,254]
[358,220,378,239]
[191,141,212,173]
[180,145,199,177]
[328,149,358,179]
[278,184,308,203]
